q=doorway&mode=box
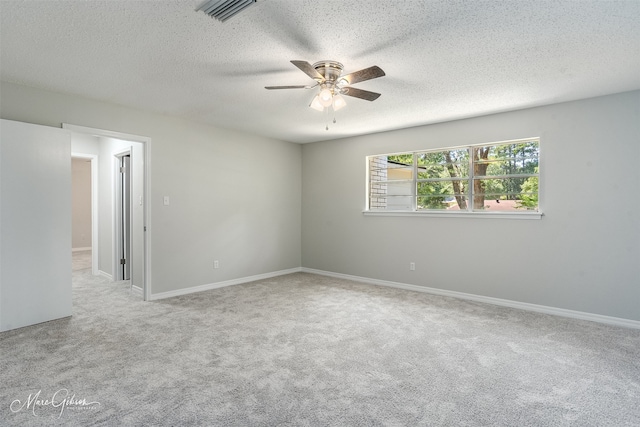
[71,153,98,276]
[64,123,151,301]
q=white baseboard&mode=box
[149,267,302,301]
[98,270,113,281]
[301,268,640,330]
[72,247,91,252]
[131,285,143,296]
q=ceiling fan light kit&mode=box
[309,95,324,112]
[266,59,385,129]
[332,94,347,111]
[319,87,333,106]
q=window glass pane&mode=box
[387,154,413,166]
[472,176,538,211]
[369,195,413,210]
[473,178,529,197]
[417,180,466,196]
[516,176,539,211]
[369,154,413,181]
[371,167,413,181]
[385,195,413,210]
[369,156,388,181]
[386,180,413,195]
[472,197,538,212]
[368,196,387,210]
[369,180,413,210]
[416,149,469,178]
[386,167,413,181]
[369,180,387,210]
[474,141,539,177]
[473,177,538,198]
[417,195,467,210]
[472,198,523,212]
[417,179,468,210]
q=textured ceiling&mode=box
[1,0,639,143]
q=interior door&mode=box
[0,119,72,332]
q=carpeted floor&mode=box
[1,255,639,426]
[71,250,92,272]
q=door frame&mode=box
[71,152,99,276]
[63,123,152,301]
[113,149,131,283]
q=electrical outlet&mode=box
[214,260,219,269]
[409,262,415,271]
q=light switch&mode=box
[163,196,170,206]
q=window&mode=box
[367,138,540,216]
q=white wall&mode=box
[1,81,302,295]
[71,158,91,249]
[302,91,640,322]
[71,132,99,155]
[97,136,133,278]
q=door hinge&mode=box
[120,258,126,265]
[144,226,147,232]
[120,166,125,173]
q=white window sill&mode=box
[363,210,543,220]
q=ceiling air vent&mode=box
[195,0,256,22]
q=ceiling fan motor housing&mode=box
[312,61,344,85]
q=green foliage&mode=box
[387,154,413,165]
[517,168,539,210]
[481,142,538,197]
[415,151,467,209]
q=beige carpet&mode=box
[1,261,639,426]
[71,250,92,271]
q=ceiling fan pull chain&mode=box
[325,106,330,130]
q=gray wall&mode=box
[3,79,637,322]
[97,136,138,278]
[302,91,640,321]
[1,81,302,295]
[71,158,91,249]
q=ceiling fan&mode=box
[265,60,386,113]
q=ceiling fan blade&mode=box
[341,87,381,101]
[265,85,309,90]
[340,66,385,85]
[290,60,324,81]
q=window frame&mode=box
[364,137,542,219]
